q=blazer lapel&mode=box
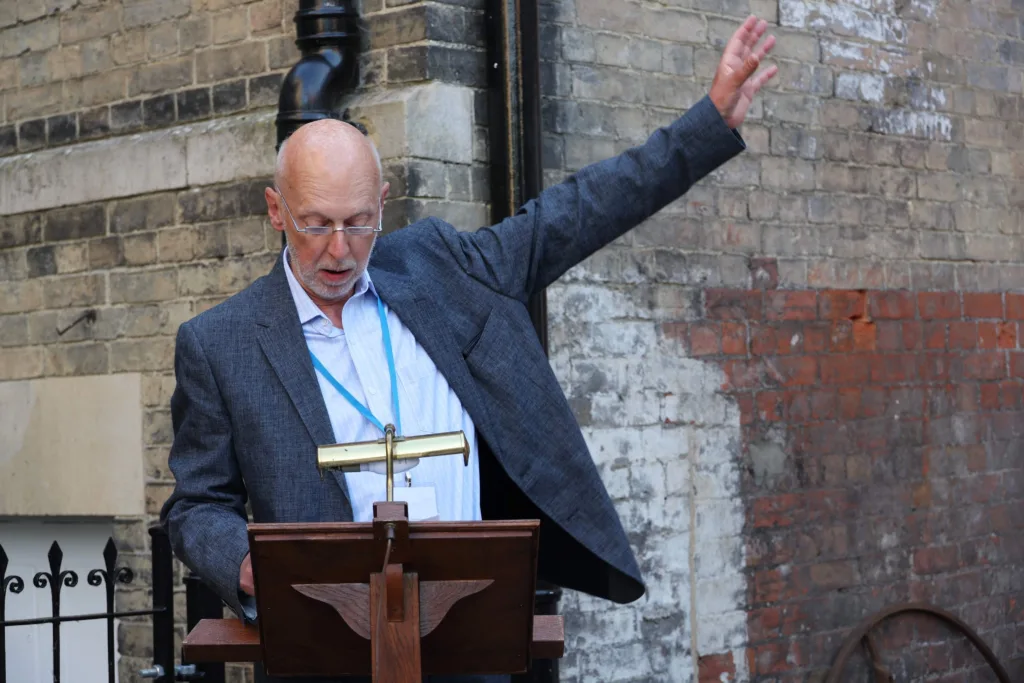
[254,257,350,498]
[370,268,498,447]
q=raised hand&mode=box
[709,15,778,129]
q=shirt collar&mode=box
[282,247,376,326]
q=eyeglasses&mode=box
[274,186,382,237]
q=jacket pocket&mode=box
[462,307,499,360]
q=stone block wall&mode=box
[1,134,280,682]
[0,0,300,154]
[541,0,1024,680]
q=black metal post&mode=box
[149,527,175,683]
[486,0,549,351]
[0,544,25,683]
[485,0,513,227]
[32,542,79,683]
[185,574,226,683]
[103,553,116,683]
[87,538,135,683]
[487,2,559,680]
[518,0,548,354]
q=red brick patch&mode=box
[819,289,867,320]
[869,291,915,319]
[670,285,1021,678]
[964,293,1003,318]
[697,652,735,682]
[918,292,960,319]
[766,290,818,321]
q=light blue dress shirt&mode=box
[282,248,481,522]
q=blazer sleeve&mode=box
[160,321,252,620]
[433,95,746,302]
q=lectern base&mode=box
[200,503,560,680]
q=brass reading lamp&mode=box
[316,426,470,501]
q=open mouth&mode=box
[319,267,352,283]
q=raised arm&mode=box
[435,16,777,302]
[160,321,252,620]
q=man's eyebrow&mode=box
[351,207,377,222]
[299,205,376,221]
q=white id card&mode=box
[393,486,439,521]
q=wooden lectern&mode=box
[182,428,564,681]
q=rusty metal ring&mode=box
[824,602,1011,683]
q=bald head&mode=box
[275,119,383,193]
[266,118,390,317]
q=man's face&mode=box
[268,144,389,306]
[280,187,381,303]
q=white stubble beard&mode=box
[285,233,377,303]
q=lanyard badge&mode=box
[310,297,442,520]
[309,296,402,436]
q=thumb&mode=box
[733,53,760,86]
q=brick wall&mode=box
[541,0,1024,680]
[0,0,301,155]
[360,0,492,230]
[0,0,491,222]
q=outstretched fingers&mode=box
[731,21,775,88]
[749,18,768,45]
[746,64,779,95]
[734,52,762,86]
[725,15,760,59]
[755,33,776,61]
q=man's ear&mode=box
[265,187,285,233]
[380,182,390,204]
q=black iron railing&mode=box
[0,526,174,683]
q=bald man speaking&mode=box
[161,16,777,683]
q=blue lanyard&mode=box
[309,297,402,436]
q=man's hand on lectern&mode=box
[240,552,255,596]
[709,15,778,129]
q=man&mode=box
[161,16,777,683]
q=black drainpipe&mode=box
[487,0,548,354]
[275,0,359,252]
[275,0,361,150]
[487,2,561,682]
[519,0,547,355]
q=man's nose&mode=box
[325,230,350,260]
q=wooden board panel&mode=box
[371,572,421,683]
[183,615,564,663]
[531,615,564,660]
[183,619,259,661]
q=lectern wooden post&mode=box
[181,502,564,681]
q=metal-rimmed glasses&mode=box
[273,185,383,237]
